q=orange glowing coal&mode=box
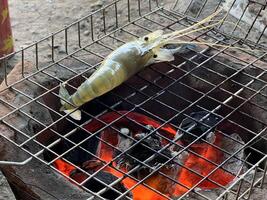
[53,159,76,177]
[174,134,235,196]
[98,130,170,200]
[53,111,235,199]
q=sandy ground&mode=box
[0,0,111,83]
[9,0,105,49]
[1,0,267,199]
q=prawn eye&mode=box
[153,54,158,58]
[144,36,149,41]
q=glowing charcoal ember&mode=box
[174,111,236,195]
[97,128,173,199]
[115,125,175,173]
[174,133,236,196]
[102,163,169,200]
[84,153,168,200]
[53,159,76,177]
[53,111,245,199]
[86,112,180,199]
[70,161,131,200]
[83,111,177,138]
[115,125,183,197]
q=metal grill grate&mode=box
[1,0,267,200]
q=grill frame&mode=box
[0,0,267,200]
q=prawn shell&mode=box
[68,42,152,107]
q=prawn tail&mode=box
[59,83,81,121]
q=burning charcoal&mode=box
[220,133,247,178]
[134,125,162,150]
[70,160,131,200]
[116,128,133,153]
[116,125,174,177]
[83,171,130,200]
[177,132,247,198]
[114,127,134,168]
[177,111,221,145]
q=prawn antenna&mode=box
[158,7,263,53]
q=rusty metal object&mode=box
[0,0,13,58]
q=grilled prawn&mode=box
[59,9,223,120]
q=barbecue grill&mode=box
[1,0,267,200]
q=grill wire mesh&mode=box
[1,0,267,199]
